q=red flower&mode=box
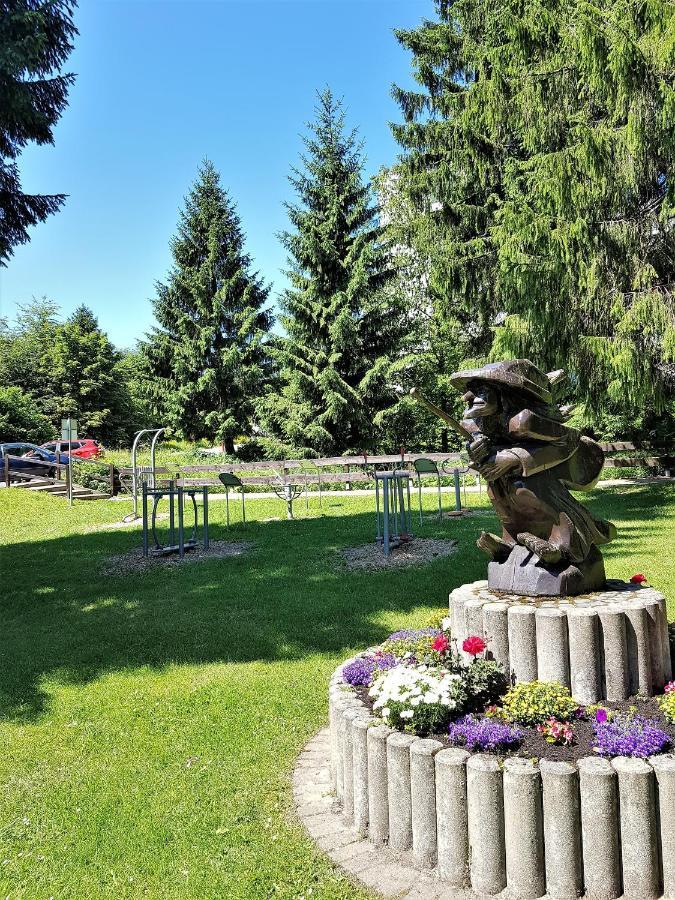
[432,634,450,654]
[630,573,647,584]
[462,635,486,657]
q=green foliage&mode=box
[0,0,77,263]
[141,160,273,452]
[502,681,578,726]
[393,0,675,421]
[462,658,508,712]
[0,299,141,445]
[258,90,399,456]
[0,386,53,443]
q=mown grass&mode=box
[0,484,673,899]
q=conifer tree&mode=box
[142,161,273,451]
[393,0,675,419]
[0,0,77,264]
[259,89,398,456]
[50,305,130,444]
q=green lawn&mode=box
[0,484,673,899]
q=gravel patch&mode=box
[101,540,254,576]
[343,538,457,571]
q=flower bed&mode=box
[327,628,675,899]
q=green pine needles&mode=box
[258,89,400,456]
[141,161,273,451]
[393,0,675,420]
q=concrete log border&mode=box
[322,655,674,899]
[450,579,672,703]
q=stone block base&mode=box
[487,544,606,596]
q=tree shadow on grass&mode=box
[1,484,672,723]
[0,506,496,722]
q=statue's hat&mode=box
[449,359,553,404]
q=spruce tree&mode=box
[0,0,77,264]
[393,0,675,420]
[142,161,273,451]
[259,89,398,456]
[50,305,130,444]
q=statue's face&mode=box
[462,382,498,419]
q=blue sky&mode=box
[0,0,430,348]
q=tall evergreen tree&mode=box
[0,0,77,264]
[259,89,398,456]
[50,305,130,444]
[141,161,273,451]
[393,0,675,420]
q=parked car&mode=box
[41,438,102,460]
[0,442,71,477]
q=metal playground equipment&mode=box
[129,428,166,519]
[141,478,209,558]
[375,469,413,555]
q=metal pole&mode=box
[437,472,443,521]
[241,486,245,525]
[417,475,423,527]
[375,475,381,541]
[225,487,230,527]
[406,475,412,534]
[169,478,175,546]
[382,475,390,556]
[178,484,184,559]
[203,486,209,549]
[142,482,149,557]
[4,454,9,488]
[67,419,73,507]
[149,428,165,489]
[131,428,150,518]
[454,468,462,511]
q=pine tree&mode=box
[259,89,398,456]
[141,161,273,452]
[0,0,77,264]
[393,0,675,420]
[50,305,130,444]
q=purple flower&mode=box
[593,714,671,758]
[595,708,608,724]
[386,627,441,641]
[342,653,397,686]
[448,715,523,752]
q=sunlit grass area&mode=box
[0,484,673,898]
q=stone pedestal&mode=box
[488,544,606,597]
[450,579,672,702]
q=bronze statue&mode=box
[412,360,616,596]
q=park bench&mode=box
[599,442,674,477]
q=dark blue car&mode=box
[0,442,71,476]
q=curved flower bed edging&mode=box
[329,657,675,900]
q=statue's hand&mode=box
[467,435,491,464]
[474,450,521,481]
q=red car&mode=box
[41,438,102,460]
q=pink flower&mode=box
[462,636,487,657]
[630,573,647,584]
[432,634,450,654]
[665,681,675,694]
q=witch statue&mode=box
[412,359,616,596]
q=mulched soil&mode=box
[352,685,674,762]
[343,538,457,572]
[101,540,254,576]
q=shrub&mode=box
[502,681,578,727]
[658,690,675,725]
[448,715,523,752]
[369,664,467,735]
[342,653,397,687]
[462,658,508,712]
[593,714,670,758]
[0,386,53,444]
